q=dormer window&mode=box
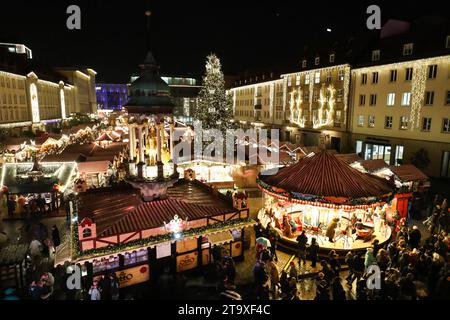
[329,53,335,63]
[315,57,320,66]
[371,50,380,61]
[446,35,450,48]
[403,43,414,56]
[302,60,307,68]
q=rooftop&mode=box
[77,179,237,237]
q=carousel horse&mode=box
[333,224,354,248]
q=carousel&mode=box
[257,150,396,252]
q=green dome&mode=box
[125,51,174,115]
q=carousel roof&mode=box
[259,150,394,200]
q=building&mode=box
[349,18,450,178]
[96,83,128,111]
[230,61,352,151]
[0,44,97,134]
[130,74,202,124]
[161,76,201,124]
[0,43,32,59]
[229,17,450,178]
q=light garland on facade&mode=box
[352,55,450,131]
[410,63,427,130]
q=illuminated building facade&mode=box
[0,44,97,133]
[96,83,129,111]
[230,18,450,177]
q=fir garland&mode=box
[72,217,255,261]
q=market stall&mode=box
[55,179,255,288]
[257,150,396,252]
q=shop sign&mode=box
[94,265,150,288]
[156,242,171,259]
[176,252,198,272]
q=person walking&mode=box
[308,237,319,268]
[266,256,280,299]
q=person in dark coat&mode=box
[408,226,421,249]
[308,237,319,268]
[296,231,308,266]
[254,221,264,239]
[331,277,347,300]
[51,225,61,247]
[315,272,329,300]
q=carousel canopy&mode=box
[259,150,394,201]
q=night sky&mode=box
[1,0,449,82]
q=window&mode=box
[405,68,413,81]
[443,118,450,133]
[361,73,368,85]
[305,74,310,85]
[314,71,320,84]
[428,65,437,79]
[313,91,319,102]
[287,77,292,86]
[336,89,343,102]
[385,116,393,129]
[334,110,342,127]
[83,228,92,238]
[329,53,335,63]
[357,115,364,127]
[315,57,320,65]
[403,43,414,56]
[368,115,375,128]
[425,91,434,105]
[356,141,363,155]
[401,92,411,106]
[338,69,344,81]
[389,70,397,82]
[326,72,332,82]
[124,249,148,266]
[387,93,395,106]
[372,72,379,84]
[400,116,409,130]
[445,90,450,105]
[369,94,377,106]
[422,117,432,131]
[371,50,380,61]
[302,60,307,68]
[395,145,404,165]
[359,94,366,106]
[296,74,301,86]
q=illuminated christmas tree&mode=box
[194,54,233,134]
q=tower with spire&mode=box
[123,8,179,201]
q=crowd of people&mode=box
[252,203,449,300]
